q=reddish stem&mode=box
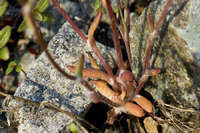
[104,0,125,70]
[147,13,154,33]
[143,32,154,73]
[143,0,172,73]
[88,12,115,82]
[22,1,95,92]
[51,0,87,42]
[124,2,132,69]
[155,0,172,31]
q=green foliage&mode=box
[0,0,8,16]
[0,26,11,60]
[0,47,9,60]
[35,0,50,13]
[69,123,78,133]
[33,10,43,21]
[17,20,27,32]
[113,6,118,13]
[94,0,100,9]
[15,64,22,72]
[18,0,53,32]
[5,60,22,75]
[5,61,16,74]
[0,26,11,48]
[33,10,55,22]
[40,12,55,22]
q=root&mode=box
[154,100,200,133]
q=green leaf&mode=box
[0,26,11,48]
[98,7,106,14]
[5,61,17,75]
[15,64,22,72]
[5,66,14,75]
[0,47,9,60]
[41,12,55,23]
[17,20,27,32]
[8,60,17,67]
[94,0,100,9]
[35,0,50,13]
[113,6,118,13]
[33,10,43,21]
[69,123,78,133]
[0,1,8,16]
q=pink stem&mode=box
[155,0,172,31]
[143,0,172,73]
[51,0,87,42]
[88,12,115,82]
[124,2,132,69]
[104,0,125,70]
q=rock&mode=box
[129,0,200,130]
[18,52,36,83]
[39,0,93,41]
[143,117,158,133]
[174,0,200,65]
[2,75,16,92]
[7,22,114,133]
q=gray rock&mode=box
[129,0,200,129]
[39,0,93,41]
[174,0,200,65]
[7,22,114,133]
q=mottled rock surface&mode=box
[7,22,114,133]
[129,0,200,129]
[4,0,200,132]
[40,0,93,41]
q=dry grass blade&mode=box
[0,91,102,132]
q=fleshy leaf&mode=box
[5,66,13,75]
[113,6,118,13]
[15,64,22,72]
[33,10,43,21]
[0,1,8,16]
[17,20,27,32]
[5,61,17,75]
[0,47,9,60]
[8,60,17,67]
[69,123,78,133]
[41,12,55,22]
[0,26,11,48]
[94,0,100,9]
[35,0,50,13]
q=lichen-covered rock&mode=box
[129,0,200,128]
[35,0,93,41]
[6,22,114,133]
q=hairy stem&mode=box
[103,0,125,70]
[22,1,94,92]
[143,0,172,73]
[51,0,87,42]
[88,11,117,87]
